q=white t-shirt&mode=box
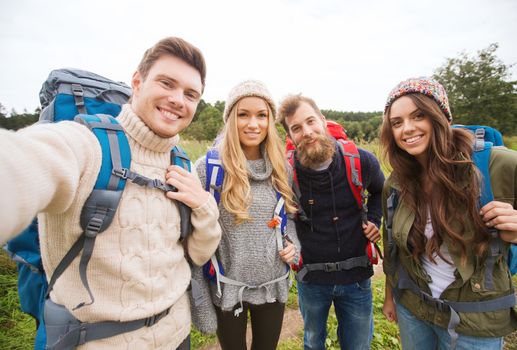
[421,211,457,298]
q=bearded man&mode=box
[277,94,385,350]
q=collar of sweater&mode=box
[117,104,180,153]
[246,150,273,181]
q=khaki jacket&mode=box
[383,146,517,337]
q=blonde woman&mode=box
[192,80,300,350]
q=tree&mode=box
[183,105,223,140]
[0,102,6,118]
[0,107,39,130]
[191,99,208,122]
[214,100,225,113]
[433,43,517,135]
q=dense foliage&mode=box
[434,43,517,135]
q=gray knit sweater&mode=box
[191,152,299,334]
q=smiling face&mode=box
[284,101,336,168]
[285,101,327,147]
[388,95,433,165]
[235,96,269,160]
[130,54,203,138]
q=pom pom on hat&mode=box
[384,77,452,121]
[223,80,276,123]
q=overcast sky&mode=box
[1,0,516,115]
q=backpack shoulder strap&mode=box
[171,146,191,171]
[286,150,301,198]
[470,139,508,286]
[336,139,364,210]
[286,150,311,223]
[206,148,224,204]
[274,193,288,236]
[171,145,193,240]
[385,188,399,276]
[47,114,131,309]
[471,139,494,207]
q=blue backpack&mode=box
[453,124,504,147]
[3,68,192,350]
[451,125,516,275]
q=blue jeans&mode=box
[396,302,503,350]
[297,278,373,350]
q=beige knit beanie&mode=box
[222,80,276,123]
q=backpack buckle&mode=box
[419,291,448,312]
[71,84,84,97]
[85,217,103,237]
[324,262,339,272]
[112,167,129,179]
[144,307,170,327]
[152,179,176,192]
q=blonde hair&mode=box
[219,99,297,224]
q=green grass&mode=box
[190,328,217,349]
[179,139,212,163]
[277,336,304,349]
[505,136,517,151]
[0,251,35,350]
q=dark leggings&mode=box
[215,302,285,350]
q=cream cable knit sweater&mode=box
[0,105,222,349]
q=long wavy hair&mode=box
[219,99,297,224]
[380,93,490,265]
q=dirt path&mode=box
[199,306,303,350]
[199,261,385,350]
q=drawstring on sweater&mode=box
[306,170,341,253]
[308,180,314,232]
[328,169,341,253]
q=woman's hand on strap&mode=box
[480,200,517,243]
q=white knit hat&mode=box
[222,80,276,123]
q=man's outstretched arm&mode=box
[0,122,100,243]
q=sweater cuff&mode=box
[189,195,221,266]
[192,194,218,215]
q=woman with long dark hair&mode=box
[380,77,517,349]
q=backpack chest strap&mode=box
[44,299,173,350]
[394,265,516,349]
[295,255,371,282]
[208,252,290,317]
[112,167,177,192]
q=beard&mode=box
[296,133,335,169]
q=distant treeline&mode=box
[181,101,383,142]
[2,43,516,139]
[0,101,382,142]
[0,106,40,131]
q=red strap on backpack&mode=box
[285,122,364,210]
[337,139,363,209]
